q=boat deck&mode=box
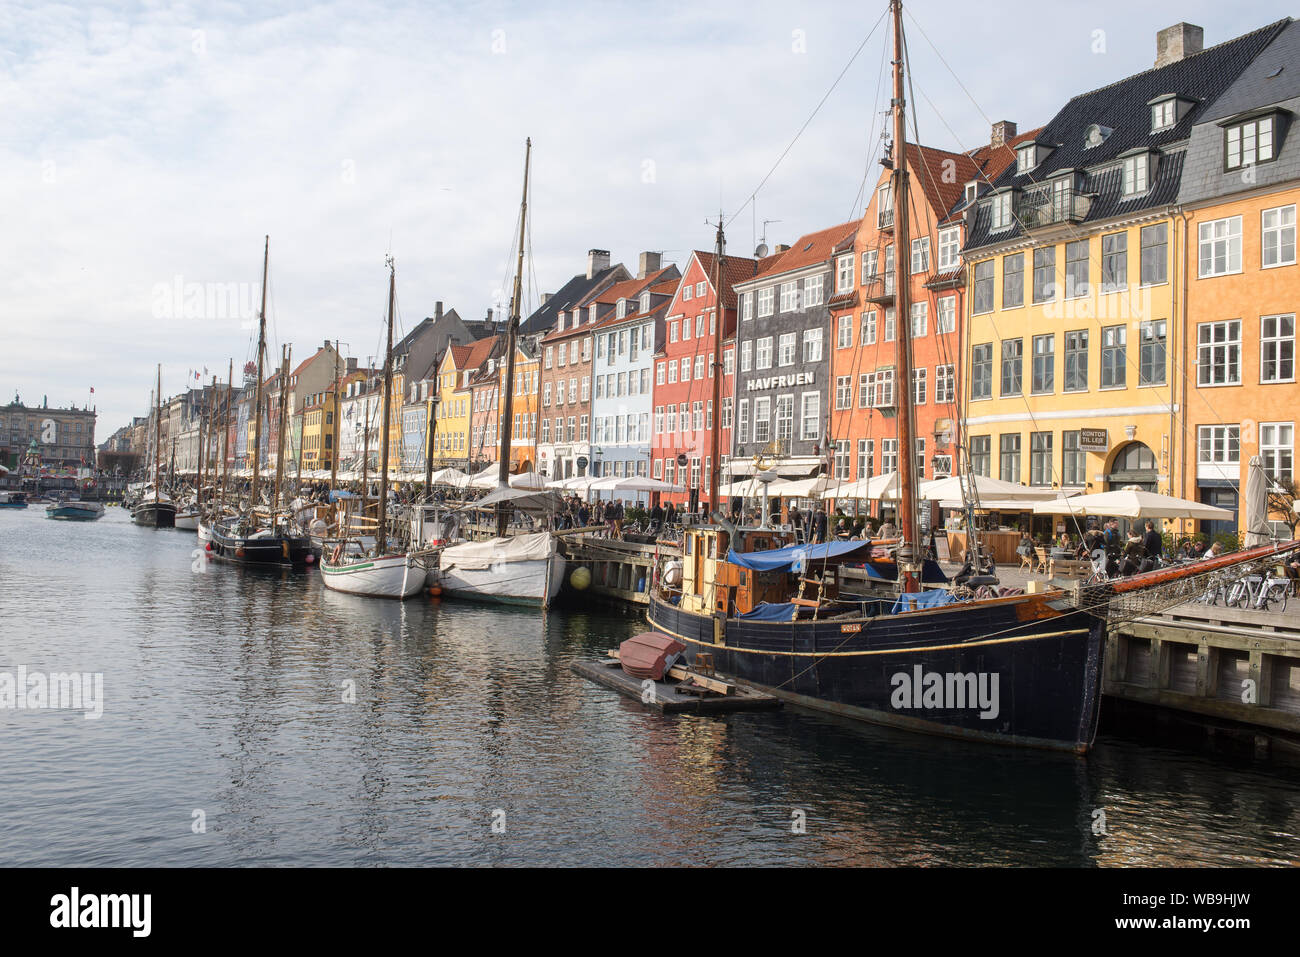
[571,658,781,714]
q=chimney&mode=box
[587,248,610,279]
[486,307,494,331]
[637,251,662,279]
[774,244,791,254]
[1155,23,1203,68]
[434,301,443,322]
[346,357,358,373]
[542,292,553,305]
[990,120,1017,149]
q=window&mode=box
[757,287,774,317]
[737,399,749,443]
[679,358,689,382]
[656,362,665,385]
[912,368,927,405]
[835,376,852,409]
[1029,432,1053,486]
[1262,205,1297,269]
[1141,223,1168,286]
[938,227,961,270]
[1101,325,1127,389]
[1064,330,1088,392]
[1151,99,1176,131]
[1261,422,1294,484]
[694,355,705,381]
[1031,334,1054,394]
[756,337,773,370]
[1139,320,1166,385]
[801,393,820,441]
[875,369,895,407]
[580,415,589,442]
[722,397,732,428]
[861,310,877,345]
[881,438,898,475]
[883,246,895,294]
[803,328,823,363]
[857,439,874,479]
[544,347,553,369]
[696,281,706,298]
[858,373,872,408]
[915,438,925,479]
[837,254,854,291]
[911,237,930,274]
[936,296,956,335]
[653,458,663,479]
[1198,425,1240,465]
[1197,320,1241,386]
[681,316,691,340]
[862,250,878,283]
[669,321,678,343]
[999,433,1021,483]
[541,419,550,443]
[910,302,927,338]
[1122,154,1149,196]
[877,183,893,228]
[1000,338,1023,396]
[1016,144,1036,173]
[1064,240,1088,298]
[1002,253,1023,309]
[935,364,955,404]
[803,275,824,307]
[1062,431,1085,486]
[971,343,993,400]
[779,281,799,312]
[742,292,753,321]
[667,361,677,384]
[724,349,734,376]
[693,401,703,432]
[581,378,590,402]
[543,382,552,406]
[773,394,793,444]
[753,397,771,443]
[973,260,994,314]
[990,192,1013,231]
[837,313,853,348]
[741,340,752,372]
[1262,314,1296,383]
[778,333,797,366]
[1101,233,1127,292]
[1199,216,1242,277]
[1032,247,1055,303]
[1226,116,1275,170]
[683,284,693,301]
[969,436,991,477]
[654,406,664,434]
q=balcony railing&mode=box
[1016,183,1092,228]
[878,208,894,229]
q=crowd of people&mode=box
[1017,517,1231,579]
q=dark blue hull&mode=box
[647,594,1105,753]
[208,520,316,566]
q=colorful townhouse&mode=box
[651,249,765,506]
[960,21,1282,516]
[1175,19,1300,537]
[430,338,497,470]
[589,256,680,487]
[730,221,860,489]
[827,134,1033,505]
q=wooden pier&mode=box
[563,535,678,606]
[571,658,781,714]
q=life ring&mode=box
[331,543,343,564]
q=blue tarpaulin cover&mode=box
[737,602,798,621]
[726,540,876,572]
[890,589,960,615]
[862,559,949,584]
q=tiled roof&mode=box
[690,251,766,308]
[446,344,472,369]
[745,220,861,282]
[966,19,1286,250]
[461,335,501,373]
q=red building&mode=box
[650,249,769,506]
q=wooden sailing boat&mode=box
[132,365,177,527]
[646,0,1300,752]
[208,236,315,565]
[436,138,567,608]
[319,257,424,598]
[198,361,235,543]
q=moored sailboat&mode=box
[133,366,177,528]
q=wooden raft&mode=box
[570,654,781,714]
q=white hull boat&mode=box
[320,549,424,599]
[175,507,200,530]
[436,532,566,607]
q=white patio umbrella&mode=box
[468,464,504,488]
[771,475,843,498]
[508,471,549,490]
[429,467,469,488]
[589,475,684,493]
[546,475,605,492]
[1031,487,1232,520]
[920,474,1059,503]
[718,477,773,497]
[821,471,904,501]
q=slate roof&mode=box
[1199,18,1300,122]
[741,220,862,283]
[519,265,625,336]
[966,19,1287,251]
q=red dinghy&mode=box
[619,632,686,680]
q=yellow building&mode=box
[300,385,337,472]
[431,338,498,469]
[960,22,1282,531]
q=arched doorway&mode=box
[1106,441,1158,491]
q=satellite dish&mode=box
[754,243,769,258]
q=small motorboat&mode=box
[46,500,106,521]
[0,491,30,508]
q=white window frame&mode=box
[1262,205,1297,269]
[1261,313,1296,384]
[1197,319,1242,387]
[937,227,960,270]
[1198,216,1242,278]
[800,392,820,442]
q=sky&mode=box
[2,0,1292,437]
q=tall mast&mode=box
[708,214,726,516]
[361,385,371,523]
[274,345,291,511]
[250,235,269,515]
[195,384,204,503]
[330,339,341,495]
[377,259,396,554]
[496,137,531,536]
[154,365,162,496]
[220,359,233,513]
[890,0,919,591]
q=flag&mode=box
[89,387,94,394]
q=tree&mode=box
[1265,477,1300,537]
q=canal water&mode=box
[1,505,1297,867]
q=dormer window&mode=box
[588,304,597,323]
[1224,113,1277,170]
[616,299,628,319]
[1016,144,1035,173]
[1084,124,1112,149]
[1121,150,1154,197]
[963,181,979,205]
[557,310,566,330]
[639,291,651,313]
[1151,99,1176,131]
[989,191,1014,231]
